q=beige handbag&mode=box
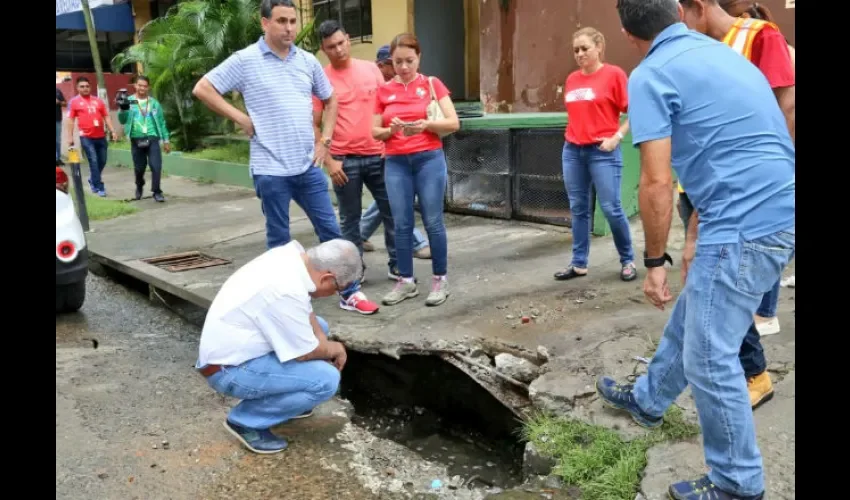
[426,76,449,138]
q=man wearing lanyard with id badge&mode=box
[118,75,171,202]
[66,76,117,197]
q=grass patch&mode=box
[522,406,700,500]
[70,191,138,221]
[110,136,250,164]
[182,142,249,164]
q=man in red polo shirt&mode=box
[66,76,118,197]
[311,20,385,315]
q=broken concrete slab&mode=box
[521,442,556,477]
[640,439,706,500]
[528,372,593,414]
[494,353,539,384]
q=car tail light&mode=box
[56,167,69,193]
[57,240,77,262]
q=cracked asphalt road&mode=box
[56,274,376,500]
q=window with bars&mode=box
[312,0,373,41]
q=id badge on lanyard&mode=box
[138,99,151,135]
[88,102,100,128]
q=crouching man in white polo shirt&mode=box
[196,238,360,454]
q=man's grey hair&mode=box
[261,0,296,19]
[306,239,363,287]
[617,0,681,41]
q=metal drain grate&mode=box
[141,251,231,272]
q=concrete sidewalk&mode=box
[83,165,796,499]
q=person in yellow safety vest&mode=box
[678,0,795,411]
[722,0,795,68]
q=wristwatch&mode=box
[320,137,331,148]
[644,251,673,268]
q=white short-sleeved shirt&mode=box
[198,241,319,367]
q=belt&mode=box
[331,154,381,160]
[198,364,223,377]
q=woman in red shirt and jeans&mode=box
[372,33,460,307]
[554,27,636,283]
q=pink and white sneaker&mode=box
[339,291,380,315]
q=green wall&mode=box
[105,149,255,189]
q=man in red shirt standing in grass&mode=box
[678,0,795,411]
[65,76,118,197]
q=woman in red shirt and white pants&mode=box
[372,33,460,307]
[554,27,636,283]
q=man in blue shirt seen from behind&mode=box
[596,1,795,499]
[193,0,371,310]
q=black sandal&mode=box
[554,267,588,281]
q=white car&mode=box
[56,167,88,313]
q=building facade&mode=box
[307,0,794,113]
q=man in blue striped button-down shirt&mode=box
[193,0,379,314]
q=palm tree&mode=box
[112,0,318,151]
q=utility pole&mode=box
[80,0,110,106]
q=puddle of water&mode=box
[352,405,522,489]
[340,352,526,491]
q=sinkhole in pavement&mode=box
[96,266,530,491]
[339,351,527,490]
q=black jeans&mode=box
[678,192,766,378]
[131,137,163,194]
[332,154,396,270]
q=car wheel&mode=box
[56,279,86,313]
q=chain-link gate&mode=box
[443,129,513,219]
[512,128,572,227]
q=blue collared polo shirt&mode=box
[628,23,795,244]
[205,37,334,177]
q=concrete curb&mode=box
[89,250,213,309]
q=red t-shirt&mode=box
[313,59,386,156]
[563,64,628,146]
[67,95,108,139]
[750,26,795,89]
[374,74,450,156]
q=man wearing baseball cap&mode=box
[375,44,394,82]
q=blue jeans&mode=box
[254,167,342,249]
[80,136,108,191]
[678,192,771,377]
[361,201,429,252]
[56,121,62,161]
[562,142,634,268]
[384,149,448,278]
[634,227,795,496]
[203,316,340,430]
[254,168,360,298]
[332,154,397,270]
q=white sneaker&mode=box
[780,275,795,288]
[755,316,781,336]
